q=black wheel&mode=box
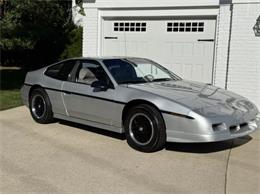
[29,88,54,124]
[124,104,166,152]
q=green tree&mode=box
[60,27,82,59]
[0,0,82,70]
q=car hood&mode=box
[127,80,258,118]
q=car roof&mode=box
[47,56,150,68]
[68,56,147,61]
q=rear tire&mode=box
[124,104,166,152]
[29,88,54,124]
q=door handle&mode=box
[104,36,118,39]
[197,39,215,42]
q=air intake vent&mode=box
[230,123,248,133]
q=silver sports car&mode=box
[21,57,260,152]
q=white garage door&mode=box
[102,18,216,83]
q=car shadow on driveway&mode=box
[165,136,252,153]
[58,120,126,140]
[58,120,252,154]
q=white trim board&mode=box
[83,0,219,9]
[98,9,219,18]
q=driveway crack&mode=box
[224,140,234,194]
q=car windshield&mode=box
[102,58,181,84]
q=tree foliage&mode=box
[0,0,82,69]
[60,27,82,59]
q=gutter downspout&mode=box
[225,3,234,90]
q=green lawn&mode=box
[0,68,27,111]
[0,89,23,110]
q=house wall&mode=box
[82,0,220,57]
[82,9,99,56]
[214,0,260,107]
[81,0,220,57]
[82,0,260,107]
[83,0,219,8]
[214,4,231,89]
[226,1,260,107]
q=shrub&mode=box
[60,27,83,60]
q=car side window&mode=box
[76,60,109,85]
[45,60,76,81]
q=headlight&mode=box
[212,123,227,132]
[256,113,260,122]
[248,120,257,130]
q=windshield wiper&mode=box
[152,78,173,82]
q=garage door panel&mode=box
[182,43,194,56]
[194,64,204,81]
[103,41,126,56]
[194,43,204,56]
[127,41,148,57]
[184,64,193,78]
[172,63,182,75]
[103,18,216,83]
[172,43,183,57]
[162,42,172,58]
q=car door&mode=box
[62,59,121,126]
[44,60,76,115]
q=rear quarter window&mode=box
[45,60,75,81]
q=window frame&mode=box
[167,21,204,33]
[102,58,182,85]
[44,59,77,82]
[114,22,147,32]
[72,59,115,89]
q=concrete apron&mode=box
[0,106,259,193]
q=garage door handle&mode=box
[104,36,118,39]
[197,39,215,42]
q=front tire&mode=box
[29,88,54,124]
[124,104,166,152]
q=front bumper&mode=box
[164,113,260,143]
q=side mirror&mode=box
[91,80,109,91]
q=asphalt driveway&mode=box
[0,106,259,193]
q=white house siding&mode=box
[214,4,231,89]
[82,9,98,56]
[227,1,260,108]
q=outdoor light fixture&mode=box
[253,16,260,37]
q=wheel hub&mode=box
[31,95,46,119]
[138,127,144,131]
[129,113,154,146]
